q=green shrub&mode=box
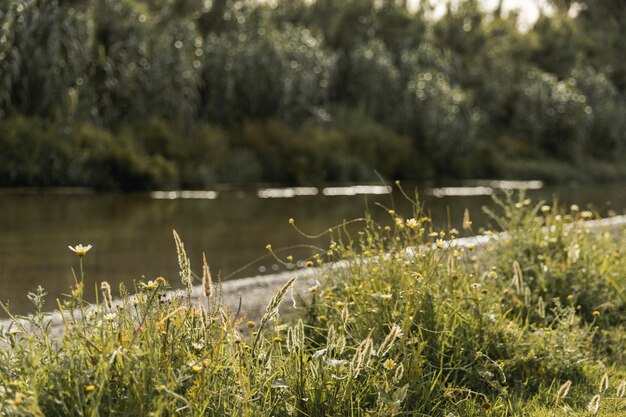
[511,69,592,160]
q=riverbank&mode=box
[4,213,625,341]
[1,199,625,415]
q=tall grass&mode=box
[1,193,624,416]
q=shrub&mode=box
[511,68,591,160]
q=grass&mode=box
[0,191,624,416]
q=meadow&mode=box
[0,191,624,416]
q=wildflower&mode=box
[85,385,95,393]
[384,225,391,232]
[383,359,396,370]
[395,217,404,228]
[428,232,438,238]
[487,271,497,278]
[541,205,551,214]
[191,364,202,373]
[104,313,116,322]
[449,228,459,235]
[421,216,431,222]
[144,280,158,290]
[466,243,476,251]
[246,321,256,329]
[68,244,92,256]
[567,294,574,301]
[11,392,24,407]
[406,218,418,228]
[265,244,272,250]
[192,342,203,351]
[288,218,295,224]
[388,210,395,215]
[273,336,283,343]
[485,230,494,237]
[435,239,445,249]
[592,310,600,317]
[305,260,313,268]
[570,204,579,212]
[9,328,20,336]
[411,272,423,281]
[308,285,318,294]
[580,210,593,220]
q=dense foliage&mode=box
[0,0,625,188]
[1,195,625,415]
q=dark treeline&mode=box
[0,0,625,190]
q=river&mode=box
[1,181,624,315]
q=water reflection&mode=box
[0,182,624,314]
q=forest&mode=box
[0,0,624,189]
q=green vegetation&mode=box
[1,1,625,189]
[1,194,624,415]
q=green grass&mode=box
[1,191,624,416]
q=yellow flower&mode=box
[288,218,295,224]
[68,244,92,256]
[144,280,158,290]
[540,205,551,214]
[383,359,396,370]
[273,336,283,343]
[411,272,423,281]
[191,365,202,373]
[305,260,313,268]
[85,385,96,392]
[567,294,574,301]
[435,239,445,249]
[592,310,600,317]
[406,218,418,228]
[581,210,593,220]
[246,321,256,329]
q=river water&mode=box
[1,181,624,315]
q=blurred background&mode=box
[1,0,624,188]
[0,0,624,313]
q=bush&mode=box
[570,65,626,159]
[0,116,177,190]
[199,25,335,126]
[511,69,591,160]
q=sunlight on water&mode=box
[429,180,543,198]
[257,187,319,198]
[429,186,494,198]
[322,185,392,196]
[150,191,219,200]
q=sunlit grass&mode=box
[0,192,624,416]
